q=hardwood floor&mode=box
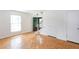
[0,32,79,49]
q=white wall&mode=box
[0,10,32,39]
[40,10,67,40]
[67,11,79,43]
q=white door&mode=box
[68,11,79,43]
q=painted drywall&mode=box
[40,10,67,40]
[0,10,32,39]
[67,11,79,43]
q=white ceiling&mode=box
[16,10,44,14]
[16,10,45,17]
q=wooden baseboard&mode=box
[67,40,79,45]
[48,35,56,38]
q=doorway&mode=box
[33,17,42,31]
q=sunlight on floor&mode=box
[10,36,22,49]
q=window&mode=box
[10,15,21,32]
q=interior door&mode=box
[68,11,79,43]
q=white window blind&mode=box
[10,15,21,32]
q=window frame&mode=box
[10,15,22,32]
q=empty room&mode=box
[0,10,79,49]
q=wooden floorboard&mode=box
[0,32,79,49]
